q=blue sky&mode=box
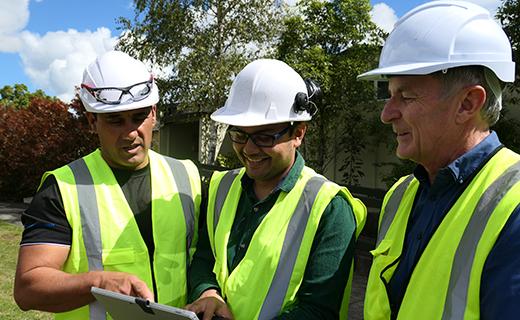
[0,0,502,101]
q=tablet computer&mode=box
[91,287,199,320]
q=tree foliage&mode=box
[277,0,386,185]
[495,0,520,153]
[497,0,519,90]
[0,88,97,200]
[118,0,283,164]
[0,84,51,110]
[118,0,282,114]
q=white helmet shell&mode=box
[80,50,159,113]
[211,59,312,127]
[358,0,515,82]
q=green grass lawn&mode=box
[0,221,52,320]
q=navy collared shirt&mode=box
[387,132,520,319]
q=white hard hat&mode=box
[211,59,314,127]
[358,0,515,82]
[79,50,159,113]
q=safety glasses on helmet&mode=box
[81,76,153,105]
[228,125,293,147]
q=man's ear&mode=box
[293,123,307,147]
[455,85,486,125]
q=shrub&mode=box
[0,95,97,201]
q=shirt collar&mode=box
[241,150,305,195]
[414,131,503,188]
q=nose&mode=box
[380,97,401,124]
[123,121,140,140]
[242,136,261,154]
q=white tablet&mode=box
[91,287,199,320]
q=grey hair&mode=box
[432,66,504,126]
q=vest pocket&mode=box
[102,248,136,265]
[369,239,399,283]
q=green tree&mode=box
[0,84,51,110]
[497,0,519,89]
[495,0,520,153]
[117,0,283,164]
[277,0,386,184]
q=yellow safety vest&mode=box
[43,149,201,320]
[207,166,367,320]
[364,148,520,320]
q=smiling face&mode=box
[231,122,306,188]
[381,75,466,171]
[88,106,156,170]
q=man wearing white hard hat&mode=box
[14,51,201,319]
[358,1,519,319]
[186,59,367,320]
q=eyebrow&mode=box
[233,127,287,135]
[104,114,123,120]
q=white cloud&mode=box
[371,1,502,33]
[370,3,398,33]
[0,0,28,52]
[18,28,118,101]
[0,0,118,101]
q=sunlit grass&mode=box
[0,222,52,319]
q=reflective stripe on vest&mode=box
[379,160,520,319]
[213,169,241,230]
[163,156,195,270]
[258,176,327,319]
[66,155,196,320]
[211,171,327,319]
[377,175,414,246]
[442,160,520,319]
[68,158,105,320]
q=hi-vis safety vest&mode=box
[43,149,201,320]
[207,166,367,320]
[364,148,520,320]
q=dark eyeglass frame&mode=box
[228,125,293,147]
[81,76,153,105]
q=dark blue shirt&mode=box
[388,132,520,319]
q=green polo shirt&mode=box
[189,152,356,319]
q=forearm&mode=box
[14,267,100,312]
[189,255,220,302]
[189,221,220,302]
[14,245,153,313]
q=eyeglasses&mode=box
[81,76,153,105]
[228,126,292,147]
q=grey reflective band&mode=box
[68,158,106,320]
[163,157,195,257]
[377,174,414,246]
[442,160,520,319]
[213,169,241,231]
[258,176,327,320]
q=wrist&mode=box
[200,288,223,301]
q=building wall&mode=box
[159,121,199,160]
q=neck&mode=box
[253,163,294,201]
[424,129,490,183]
[253,180,278,201]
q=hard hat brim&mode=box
[211,106,311,127]
[358,61,516,82]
